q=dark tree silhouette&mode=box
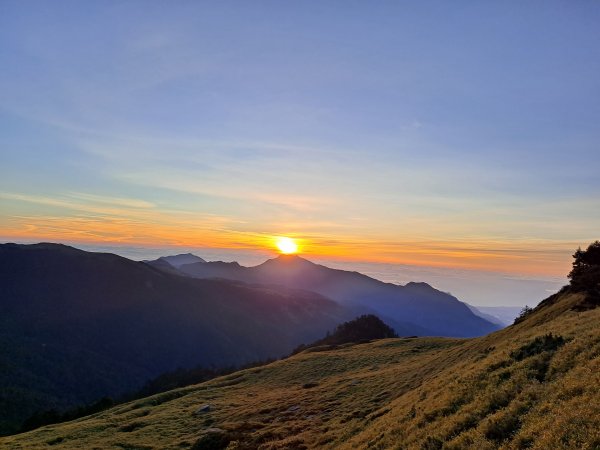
[568,241,600,299]
[513,305,533,324]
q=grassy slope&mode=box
[2,291,599,450]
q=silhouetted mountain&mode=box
[0,243,354,435]
[150,253,206,268]
[179,254,499,337]
[144,253,206,274]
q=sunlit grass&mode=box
[2,292,599,449]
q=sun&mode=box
[275,237,298,254]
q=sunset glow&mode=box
[276,237,298,255]
[0,3,598,283]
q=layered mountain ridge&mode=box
[0,243,497,435]
[174,254,499,337]
[0,243,352,434]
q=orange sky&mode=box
[1,2,599,287]
[0,206,580,277]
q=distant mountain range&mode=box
[3,243,597,448]
[0,243,497,435]
[0,243,352,434]
[144,252,206,271]
[468,305,524,326]
[164,254,499,337]
[158,252,207,267]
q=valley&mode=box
[2,287,598,449]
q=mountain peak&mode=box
[404,281,434,291]
[263,254,315,267]
[275,253,304,261]
[1,242,83,253]
[156,253,206,269]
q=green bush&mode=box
[510,334,566,361]
[421,435,443,450]
[484,413,521,443]
[191,430,232,450]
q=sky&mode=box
[1,1,599,305]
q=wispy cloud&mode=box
[0,192,153,216]
[66,192,155,209]
[1,2,598,280]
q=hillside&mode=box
[291,314,398,354]
[0,243,354,435]
[3,288,598,449]
[177,255,499,337]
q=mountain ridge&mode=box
[176,254,499,337]
[156,253,207,268]
[0,243,355,435]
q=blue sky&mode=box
[1,1,599,282]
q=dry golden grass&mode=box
[2,291,599,449]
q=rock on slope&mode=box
[3,286,599,449]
